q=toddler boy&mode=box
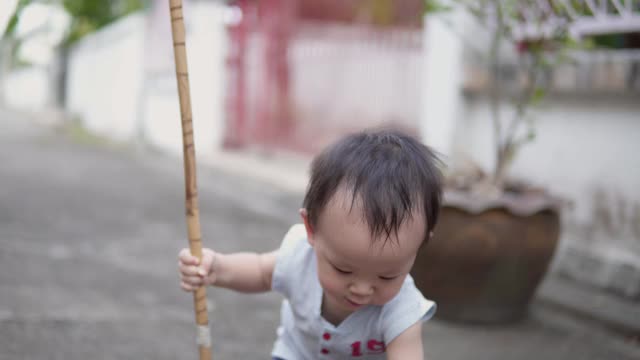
[179,129,443,359]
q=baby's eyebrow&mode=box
[327,257,350,269]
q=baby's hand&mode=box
[178,248,216,292]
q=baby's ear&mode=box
[299,208,315,246]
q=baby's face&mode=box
[303,190,425,321]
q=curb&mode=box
[537,274,640,336]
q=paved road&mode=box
[1,111,638,359]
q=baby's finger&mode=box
[178,248,199,265]
[181,275,204,287]
[199,251,215,276]
[179,262,202,277]
[180,281,196,292]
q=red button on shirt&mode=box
[323,332,331,341]
[321,348,329,354]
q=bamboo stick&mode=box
[168,0,212,359]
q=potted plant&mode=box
[411,0,578,323]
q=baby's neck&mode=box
[321,294,354,326]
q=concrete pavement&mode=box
[0,109,638,359]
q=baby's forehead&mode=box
[327,239,417,272]
[319,213,422,266]
[323,187,426,220]
[320,190,427,239]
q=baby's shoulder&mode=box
[383,276,433,313]
[277,224,312,262]
[378,276,436,343]
[272,224,316,295]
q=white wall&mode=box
[141,0,228,156]
[66,13,145,142]
[65,0,228,155]
[457,95,640,243]
[420,11,464,157]
[3,66,50,110]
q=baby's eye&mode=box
[332,265,352,274]
[379,275,398,281]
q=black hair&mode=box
[303,128,443,245]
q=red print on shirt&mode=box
[350,340,386,356]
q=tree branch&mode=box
[502,52,541,156]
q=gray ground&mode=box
[1,110,638,359]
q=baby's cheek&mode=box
[318,272,342,295]
[375,281,404,305]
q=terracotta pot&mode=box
[411,189,561,323]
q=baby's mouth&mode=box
[345,298,366,308]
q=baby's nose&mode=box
[349,281,374,297]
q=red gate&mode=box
[225,0,425,154]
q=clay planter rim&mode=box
[443,188,564,216]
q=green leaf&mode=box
[2,0,34,38]
[531,87,545,105]
[3,14,19,38]
[424,0,452,14]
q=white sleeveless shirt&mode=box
[271,224,436,359]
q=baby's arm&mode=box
[178,248,278,293]
[386,322,425,360]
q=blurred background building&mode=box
[1,0,639,309]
